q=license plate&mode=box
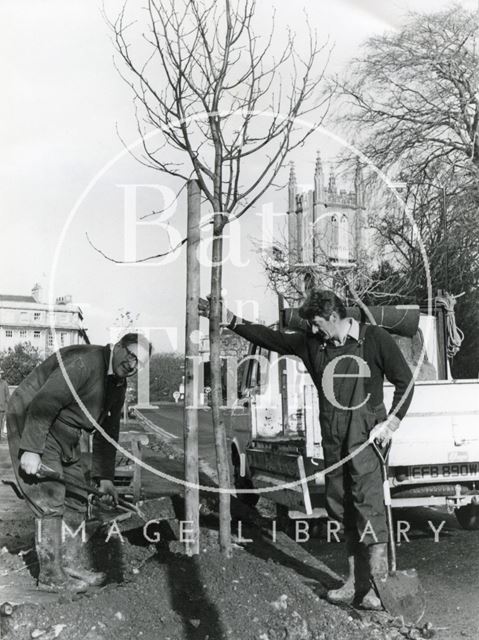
[408,463,479,479]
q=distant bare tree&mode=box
[333,6,479,375]
[337,6,479,180]
[257,231,402,319]
[105,0,333,555]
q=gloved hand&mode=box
[20,451,42,475]
[370,415,400,447]
[98,479,119,506]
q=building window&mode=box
[20,311,28,322]
[5,330,13,338]
[48,333,54,347]
[19,330,27,339]
[34,330,41,339]
[34,312,41,321]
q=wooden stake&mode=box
[184,179,201,555]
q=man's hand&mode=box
[198,297,234,325]
[20,451,42,475]
[198,297,211,319]
[370,415,400,447]
[98,479,119,506]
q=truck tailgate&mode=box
[385,380,479,466]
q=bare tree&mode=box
[337,6,479,180]
[257,230,400,314]
[333,5,479,376]
[105,0,332,555]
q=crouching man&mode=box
[201,289,414,609]
[7,333,152,593]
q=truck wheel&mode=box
[234,466,259,507]
[455,504,479,530]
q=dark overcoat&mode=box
[7,344,126,506]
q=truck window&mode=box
[238,344,270,397]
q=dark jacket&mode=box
[232,320,414,420]
[7,344,126,480]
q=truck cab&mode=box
[228,299,479,530]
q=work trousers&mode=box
[318,328,388,546]
[321,404,388,546]
[10,419,88,519]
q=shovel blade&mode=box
[373,568,426,625]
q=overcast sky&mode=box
[1,0,476,350]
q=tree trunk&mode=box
[184,179,201,556]
[209,213,232,557]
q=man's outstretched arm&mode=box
[198,298,306,358]
[229,315,307,357]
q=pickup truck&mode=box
[227,298,479,530]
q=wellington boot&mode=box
[326,533,359,605]
[62,514,106,587]
[64,565,105,587]
[35,518,88,593]
[326,554,355,604]
[352,542,375,603]
[358,543,388,611]
[359,587,383,611]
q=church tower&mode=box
[287,151,369,280]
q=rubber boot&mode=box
[351,543,382,610]
[327,554,355,604]
[62,513,106,587]
[326,535,356,604]
[35,517,88,593]
[358,542,388,611]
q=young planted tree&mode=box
[106,0,332,555]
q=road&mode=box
[137,405,479,640]
[139,404,220,469]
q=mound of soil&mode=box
[2,525,404,640]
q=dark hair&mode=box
[298,289,347,321]
[119,332,153,356]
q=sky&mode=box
[1,0,476,350]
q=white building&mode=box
[0,284,89,357]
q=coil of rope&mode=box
[435,292,465,359]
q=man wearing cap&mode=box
[0,368,10,439]
[200,289,414,610]
[7,333,152,593]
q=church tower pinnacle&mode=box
[314,150,324,203]
[288,162,298,261]
[288,162,297,212]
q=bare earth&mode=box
[0,430,477,640]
